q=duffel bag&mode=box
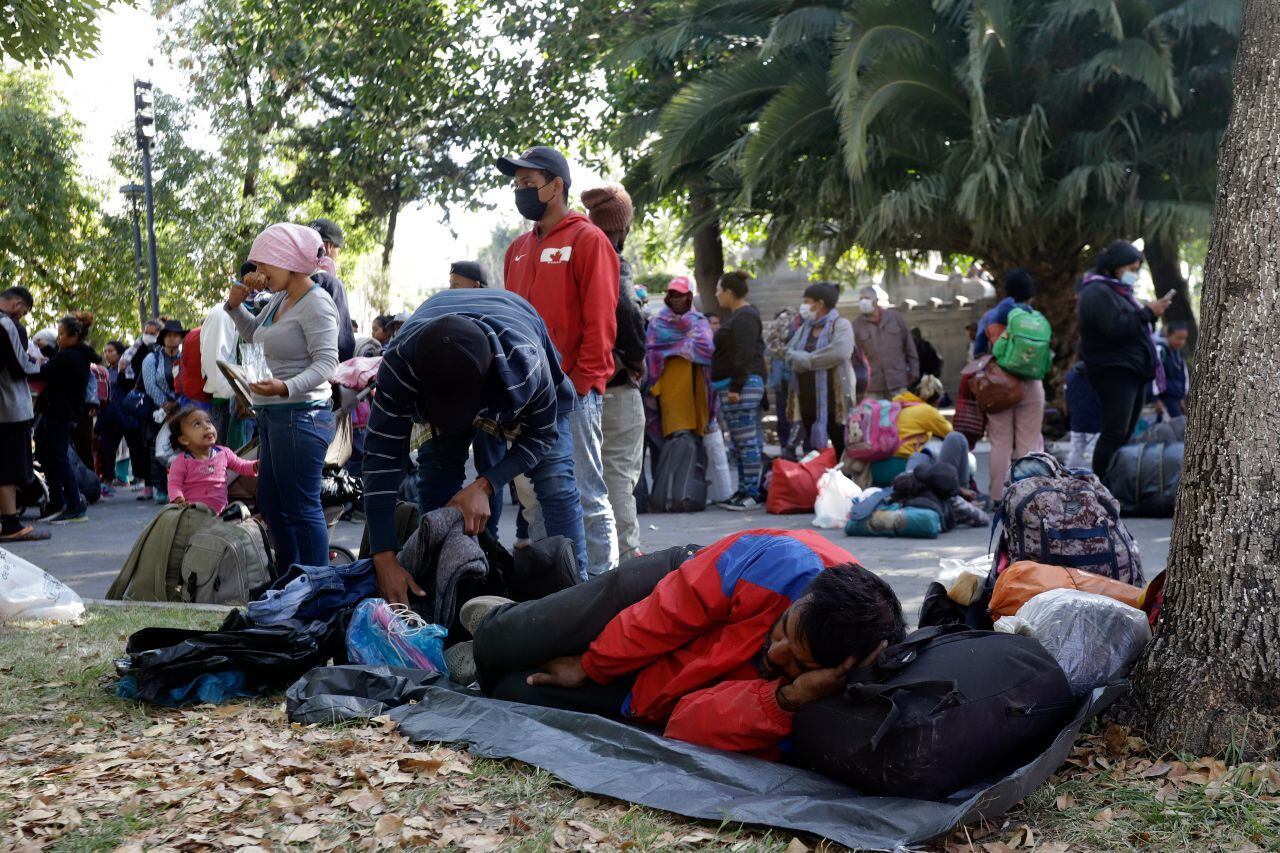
[791,625,1075,799]
[649,430,708,513]
[1102,441,1182,518]
[988,560,1144,617]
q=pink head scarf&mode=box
[248,223,324,274]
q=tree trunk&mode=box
[1122,0,1280,757]
[381,176,402,271]
[689,180,725,315]
[1144,232,1200,353]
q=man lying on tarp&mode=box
[460,529,905,758]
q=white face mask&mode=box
[799,303,814,321]
[1120,271,1140,286]
[141,333,158,346]
[858,297,875,314]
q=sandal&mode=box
[0,526,51,542]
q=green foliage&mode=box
[630,0,1239,285]
[0,1,124,68]
[0,70,134,338]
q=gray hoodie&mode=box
[0,313,38,423]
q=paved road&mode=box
[13,478,1171,624]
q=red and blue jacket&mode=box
[579,529,859,759]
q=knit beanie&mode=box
[581,184,634,237]
[1003,268,1035,302]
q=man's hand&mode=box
[727,391,741,404]
[527,655,588,689]
[447,478,493,536]
[373,550,425,607]
[249,378,289,398]
[776,640,889,711]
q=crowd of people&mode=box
[0,146,1185,606]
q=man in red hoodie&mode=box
[468,529,905,759]
[498,146,619,578]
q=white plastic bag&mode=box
[154,420,180,469]
[702,429,735,504]
[0,548,84,621]
[936,554,992,605]
[812,468,860,529]
[995,588,1151,695]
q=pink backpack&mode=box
[844,399,915,462]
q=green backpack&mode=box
[992,307,1052,380]
[106,503,216,602]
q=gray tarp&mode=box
[286,666,1124,851]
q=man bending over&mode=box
[465,529,904,759]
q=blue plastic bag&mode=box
[345,598,449,673]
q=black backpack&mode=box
[649,430,707,513]
[791,626,1075,799]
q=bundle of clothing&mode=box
[115,506,582,706]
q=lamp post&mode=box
[120,183,146,327]
[133,79,160,318]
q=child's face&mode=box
[1166,329,1189,350]
[179,411,217,450]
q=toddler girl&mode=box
[167,406,258,513]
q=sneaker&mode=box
[459,595,514,637]
[723,494,760,512]
[137,488,153,502]
[443,640,477,686]
[51,510,88,524]
[100,484,116,498]
[153,490,168,504]
[36,506,65,523]
[714,491,744,509]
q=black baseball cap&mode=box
[308,218,345,248]
[415,315,494,435]
[449,260,488,286]
[496,146,572,191]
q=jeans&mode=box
[415,428,509,540]
[257,406,335,569]
[37,418,85,515]
[1089,369,1148,477]
[717,375,766,495]
[907,431,972,485]
[474,546,692,710]
[247,559,375,626]
[601,386,645,560]
[478,413,588,575]
[523,391,615,577]
[986,378,1045,502]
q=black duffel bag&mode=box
[649,430,707,513]
[791,625,1075,799]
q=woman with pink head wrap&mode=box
[222,222,338,568]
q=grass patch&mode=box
[4,606,1278,852]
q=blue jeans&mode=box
[416,429,507,539]
[569,391,616,575]
[257,406,335,569]
[247,559,375,626]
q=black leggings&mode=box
[1089,368,1148,476]
[473,545,697,714]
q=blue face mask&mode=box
[1120,271,1140,286]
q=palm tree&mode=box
[640,0,1239,347]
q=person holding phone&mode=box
[1076,239,1174,476]
[223,223,338,569]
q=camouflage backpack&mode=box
[994,452,1143,587]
